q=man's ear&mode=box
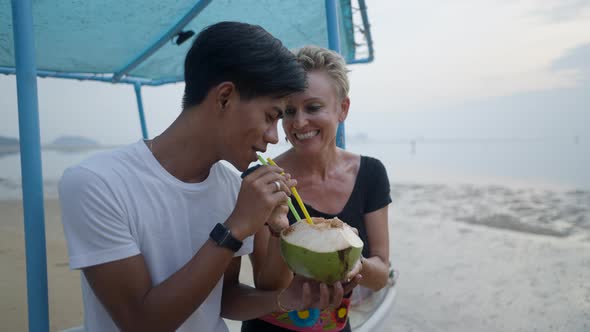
[215,82,235,111]
[339,97,350,122]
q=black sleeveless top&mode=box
[284,156,391,257]
[240,156,391,332]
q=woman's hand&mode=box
[345,258,363,284]
[277,274,361,311]
[343,226,364,284]
[266,203,290,235]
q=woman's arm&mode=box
[250,226,294,290]
[359,206,391,291]
[221,257,283,320]
[222,257,354,320]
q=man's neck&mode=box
[150,108,219,183]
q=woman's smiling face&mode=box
[282,71,349,154]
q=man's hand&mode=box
[227,165,296,239]
[265,172,295,234]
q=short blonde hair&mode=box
[294,45,350,99]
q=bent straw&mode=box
[257,155,302,222]
[266,157,314,225]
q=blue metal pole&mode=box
[325,0,341,54]
[325,0,346,149]
[10,0,49,331]
[134,83,149,140]
[357,0,374,63]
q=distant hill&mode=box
[52,136,99,147]
[0,136,19,146]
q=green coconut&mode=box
[280,217,363,284]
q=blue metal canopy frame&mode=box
[325,0,346,149]
[6,0,374,330]
[11,1,48,330]
[112,0,213,82]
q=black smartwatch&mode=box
[209,223,243,252]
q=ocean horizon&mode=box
[1,135,589,201]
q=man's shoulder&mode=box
[60,142,142,191]
[79,142,140,171]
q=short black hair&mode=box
[182,21,306,109]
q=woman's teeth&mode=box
[295,130,319,140]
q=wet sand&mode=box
[1,182,589,331]
[389,183,590,332]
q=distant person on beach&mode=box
[241,45,393,332]
[58,22,356,332]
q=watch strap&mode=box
[209,223,243,252]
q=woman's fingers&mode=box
[286,278,360,311]
[317,283,330,309]
[300,282,311,311]
[342,274,362,295]
[266,203,290,231]
[345,258,363,281]
[330,281,344,307]
[283,174,297,189]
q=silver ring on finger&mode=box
[274,181,281,192]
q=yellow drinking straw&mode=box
[266,157,314,225]
[257,155,303,222]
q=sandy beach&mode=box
[1,183,589,331]
[389,183,590,332]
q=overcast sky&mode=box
[1,0,589,144]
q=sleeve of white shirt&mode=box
[59,166,140,269]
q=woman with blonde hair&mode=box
[242,45,392,332]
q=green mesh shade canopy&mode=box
[1,0,372,84]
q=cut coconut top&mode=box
[282,217,364,253]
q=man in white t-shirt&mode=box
[59,22,355,332]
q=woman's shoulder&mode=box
[339,150,385,166]
[339,149,362,165]
[340,149,359,160]
[358,155,388,175]
[359,154,384,164]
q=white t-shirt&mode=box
[59,140,252,332]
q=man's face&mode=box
[221,96,287,171]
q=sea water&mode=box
[1,136,588,200]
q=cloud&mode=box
[550,43,590,82]
[529,0,590,23]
